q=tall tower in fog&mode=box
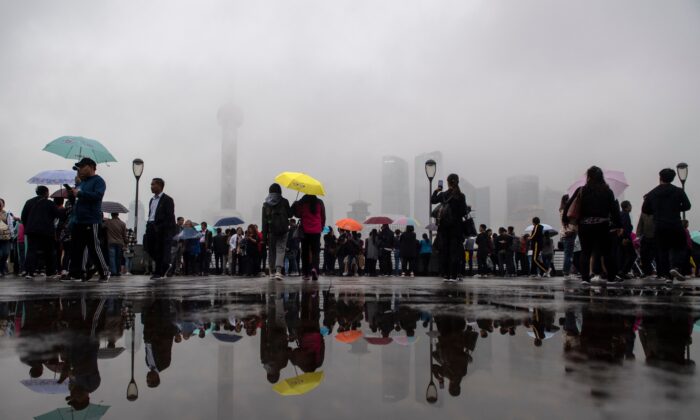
[217,103,243,211]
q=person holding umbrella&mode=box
[293,194,326,281]
[562,166,621,285]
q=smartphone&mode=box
[63,183,73,191]
[437,180,443,189]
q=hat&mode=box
[73,157,97,170]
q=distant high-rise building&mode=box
[475,186,491,227]
[347,200,371,222]
[507,175,540,232]
[413,151,443,226]
[541,188,564,228]
[381,156,410,216]
[460,178,491,228]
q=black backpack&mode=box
[265,202,289,235]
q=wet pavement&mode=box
[1,275,699,419]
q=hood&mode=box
[265,193,282,206]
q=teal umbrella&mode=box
[43,136,117,164]
[691,231,700,246]
[35,403,110,420]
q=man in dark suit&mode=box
[145,178,176,280]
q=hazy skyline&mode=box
[1,0,698,228]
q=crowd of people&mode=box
[0,163,696,285]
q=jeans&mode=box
[108,244,123,275]
[393,251,401,275]
[125,255,133,273]
[268,232,288,273]
[561,234,576,275]
[285,249,299,275]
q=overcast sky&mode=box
[1,0,698,228]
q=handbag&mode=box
[566,191,581,225]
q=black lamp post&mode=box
[425,317,438,404]
[132,159,144,241]
[126,308,138,401]
[425,159,437,242]
[677,162,688,220]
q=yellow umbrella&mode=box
[275,172,326,196]
[272,371,324,396]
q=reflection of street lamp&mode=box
[126,308,138,401]
[132,159,144,241]
[677,162,688,220]
[425,160,437,243]
[425,317,438,404]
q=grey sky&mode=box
[1,0,698,228]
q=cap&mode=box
[73,157,97,170]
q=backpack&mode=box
[0,211,11,241]
[265,202,289,235]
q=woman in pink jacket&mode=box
[293,195,326,280]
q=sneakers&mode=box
[669,269,686,282]
[410,272,415,278]
[400,273,406,277]
[25,274,34,279]
[590,275,607,285]
[60,274,82,283]
[302,275,311,281]
[581,280,591,286]
[99,274,110,283]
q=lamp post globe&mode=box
[132,159,144,241]
[425,159,437,181]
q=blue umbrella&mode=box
[43,136,117,164]
[177,227,202,240]
[214,217,245,227]
[194,224,216,233]
[27,169,76,185]
[212,332,243,343]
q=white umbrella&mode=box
[524,224,555,234]
[27,170,75,185]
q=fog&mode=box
[1,0,699,229]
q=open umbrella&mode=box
[272,371,324,396]
[364,337,393,345]
[43,136,117,164]
[194,224,216,233]
[214,217,244,227]
[364,216,394,225]
[212,332,243,343]
[275,172,325,196]
[51,189,69,199]
[426,223,438,231]
[394,336,419,346]
[20,379,69,395]
[101,201,128,214]
[35,403,110,420]
[527,331,557,340]
[567,169,628,198]
[690,231,700,245]
[393,216,420,227]
[524,224,555,234]
[177,227,202,240]
[336,218,363,232]
[335,330,363,344]
[27,170,76,186]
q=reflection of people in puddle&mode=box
[289,289,325,373]
[16,299,62,379]
[432,315,478,397]
[58,298,106,411]
[261,295,289,383]
[526,308,559,347]
[142,300,178,388]
[398,306,420,337]
[639,310,695,369]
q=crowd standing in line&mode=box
[1,165,696,285]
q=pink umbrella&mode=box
[567,169,628,198]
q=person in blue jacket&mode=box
[63,158,110,282]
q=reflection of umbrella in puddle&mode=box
[364,337,393,345]
[97,347,125,359]
[20,379,69,395]
[527,331,557,340]
[35,403,110,420]
[394,336,419,346]
[272,371,324,396]
[212,332,243,343]
[694,320,700,332]
[335,330,363,344]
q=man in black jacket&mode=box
[145,178,177,280]
[431,174,469,281]
[21,186,60,279]
[642,168,692,281]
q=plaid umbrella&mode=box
[101,201,128,214]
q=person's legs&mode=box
[497,251,507,276]
[562,235,575,276]
[272,233,288,275]
[301,236,311,277]
[530,243,547,276]
[108,244,119,275]
[309,234,321,277]
[401,257,408,275]
[24,234,40,276]
[0,240,10,275]
[85,224,109,278]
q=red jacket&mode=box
[294,197,326,235]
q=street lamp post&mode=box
[677,162,688,221]
[132,159,144,241]
[425,159,437,243]
[126,307,138,401]
[425,317,438,404]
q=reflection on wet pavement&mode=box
[0,280,699,419]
